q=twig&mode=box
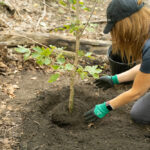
[42,1,51,9]
[67,0,72,19]
[49,19,106,31]
[79,0,98,37]
[42,1,72,15]
[36,0,47,30]
[89,19,107,24]
[6,123,22,132]
[5,0,22,19]
[0,18,10,28]
[33,120,40,126]
[2,0,15,13]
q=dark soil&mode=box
[51,99,90,127]
[0,1,150,149]
[3,70,148,150]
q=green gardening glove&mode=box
[84,102,111,123]
[94,75,119,90]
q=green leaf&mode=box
[72,6,76,10]
[57,57,65,65]
[58,27,65,31]
[85,52,95,60]
[33,46,42,53]
[86,27,95,32]
[15,46,31,61]
[68,0,74,4]
[24,52,31,60]
[49,45,57,50]
[79,72,88,80]
[83,7,90,11]
[0,2,6,5]
[59,65,64,69]
[65,63,74,71]
[48,73,60,83]
[59,0,67,6]
[32,52,41,58]
[79,1,84,5]
[63,25,71,30]
[78,50,85,57]
[41,47,52,57]
[36,59,44,65]
[85,52,92,57]
[77,65,88,80]
[15,46,30,53]
[90,24,98,28]
[77,65,84,75]
[51,65,60,70]
[93,73,99,79]
[44,58,51,65]
[95,69,102,74]
[84,65,102,75]
[69,0,76,4]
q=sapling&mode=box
[15,0,102,113]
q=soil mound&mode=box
[51,99,90,127]
[18,77,150,150]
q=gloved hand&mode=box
[84,102,110,123]
[94,75,119,90]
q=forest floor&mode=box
[0,0,150,150]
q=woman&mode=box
[84,0,150,124]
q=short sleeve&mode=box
[140,39,150,73]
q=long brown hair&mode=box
[111,0,150,63]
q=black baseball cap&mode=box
[104,0,144,34]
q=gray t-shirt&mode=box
[140,39,150,73]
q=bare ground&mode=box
[0,0,150,149]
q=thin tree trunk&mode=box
[68,0,80,113]
[68,0,98,113]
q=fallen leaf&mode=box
[83,79,88,82]
[13,70,18,74]
[0,62,7,68]
[40,22,46,27]
[7,105,13,111]
[34,3,39,7]
[13,84,20,89]
[0,104,6,110]
[3,138,9,144]
[2,84,19,99]
[31,77,37,80]
[94,11,97,15]
[88,123,94,128]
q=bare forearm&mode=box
[109,70,150,109]
[117,64,141,83]
[109,89,142,109]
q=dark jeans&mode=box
[130,92,150,124]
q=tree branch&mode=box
[79,0,98,37]
[36,0,47,30]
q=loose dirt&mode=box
[0,70,149,150]
[0,0,150,149]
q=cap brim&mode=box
[103,22,114,34]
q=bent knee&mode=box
[130,108,150,124]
